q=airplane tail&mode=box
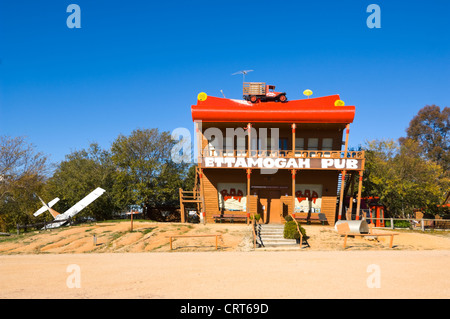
[34,196,61,219]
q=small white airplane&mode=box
[33,187,106,229]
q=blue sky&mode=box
[0,0,449,164]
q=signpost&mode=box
[126,211,140,231]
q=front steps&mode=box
[255,224,299,248]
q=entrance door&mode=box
[258,190,282,223]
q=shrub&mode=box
[385,220,411,228]
[283,221,306,240]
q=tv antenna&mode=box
[232,70,254,82]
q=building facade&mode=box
[184,93,365,225]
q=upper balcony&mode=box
[200,149,365,170]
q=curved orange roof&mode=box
[191,94,355,123]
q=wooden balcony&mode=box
[199,149,365,170]
[201,149,364,159]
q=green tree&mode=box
[400,105,450,172]
[110,128,190,211]
[363,139,449,218]
[43,143,118,221]
[0,136,49,231]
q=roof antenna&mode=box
[232,70,254,83]
[220,89,226,98]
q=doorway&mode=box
[258,189,282,223]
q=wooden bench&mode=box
[213,214,249,224]
[337,222,399,249]
[293,213,327,225]
[166,234,223,250]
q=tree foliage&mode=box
[400,105,450,172]
[363,139,449,217]
[0,136,49,231]
[43,143,118,221]
[110,128,191,209]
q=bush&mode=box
[283,221,306,240]
[385,220,411,228]
[250,214,261,221]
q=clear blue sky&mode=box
[0,0,449,164]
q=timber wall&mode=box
[202,168,339,225]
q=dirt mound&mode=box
[1,221,449,255]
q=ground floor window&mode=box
[218,183,247,211]
[295,184,323,213]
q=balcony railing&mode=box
[202,149,365,159]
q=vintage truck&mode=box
[243,82,287,103]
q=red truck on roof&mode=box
[243,82,287,103]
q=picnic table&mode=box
[166,234,223,250]
[337,222,399,249]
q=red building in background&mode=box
[180,91,365,225]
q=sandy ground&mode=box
[0,221,449,299]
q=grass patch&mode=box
[138,227,156,235]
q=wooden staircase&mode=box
[179,166,203,222]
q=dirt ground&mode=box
[0,221,449,299]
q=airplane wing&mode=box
[61,187,106,219]
[33,197,60,217]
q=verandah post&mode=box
[179,188,185,223]
[355,171,363,218]
[246,168,251,225]
[291,123,296,156]
[338,170,346,220]
[349,173,355,220]
[291,169,296,217]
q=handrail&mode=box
[202,149,365,159]
[290,213,304,248]
[180,190,201,200]
[251,213,258,249]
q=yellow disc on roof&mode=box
[303,89,313,97]
[334,99,345,106]
[197,92,208,101]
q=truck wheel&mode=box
[250,96,258,103]
[279,95,287,102]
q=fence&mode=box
[16,217,78,235]
[360,216,450,231]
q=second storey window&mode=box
[279,138,288,151]
[295,138,304,150]
[322,138,333,150]
[307,138,319,150]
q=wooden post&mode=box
[349,174,355,220]
[246,168,251,222]
[343,124,350,156]
[292,123,296,156]
[179,188,185,223]
[130,211,134,231]
[355,171,363,218]
[338,170,346,220]
[247,123,252,157]
[199,167,206,224]
[291,169,296,216]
